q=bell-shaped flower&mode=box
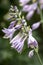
[28,29,38,48]
[2,27,16,39]
[2,23,22,39]
[10,33,27,53]
[28,35,38,48]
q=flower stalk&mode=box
[34,47,43,65]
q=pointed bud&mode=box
[32,22,40,30]
[28,50,34,58]
[19,0,30,6]
[26,11,34,20]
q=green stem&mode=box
[34,48,43,65]
[36,52,43,65]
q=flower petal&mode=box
[2,27,16,39]
[8,21,16,29]
[28,35,38,48]
[11,36,27,53]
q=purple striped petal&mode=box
[10,33,27,53]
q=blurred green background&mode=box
[0,0,43,65]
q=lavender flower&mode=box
[2,5,39,57]
[2,27,16,39]
[28,29,38,48]
[32,22,40,30]
[10,33,27,53]
[28,50,34,58]
[2,24,22,40]
[28,35,38,48]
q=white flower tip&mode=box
[28,50,34,58]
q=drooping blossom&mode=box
[2,27,16,39]
[10,32,27,53]
[27,29,38,48]
[2,24,22,40]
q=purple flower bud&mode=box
[19,0,30,6]
[8,21,16,29]
[32,22,40,30]
[14,24,22,29]
[22,3,37,12]
[22,5,30,12]
[28,50,34,58]
[29,28,32,36]
[14,6,19,12]
[26,11,34,20]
